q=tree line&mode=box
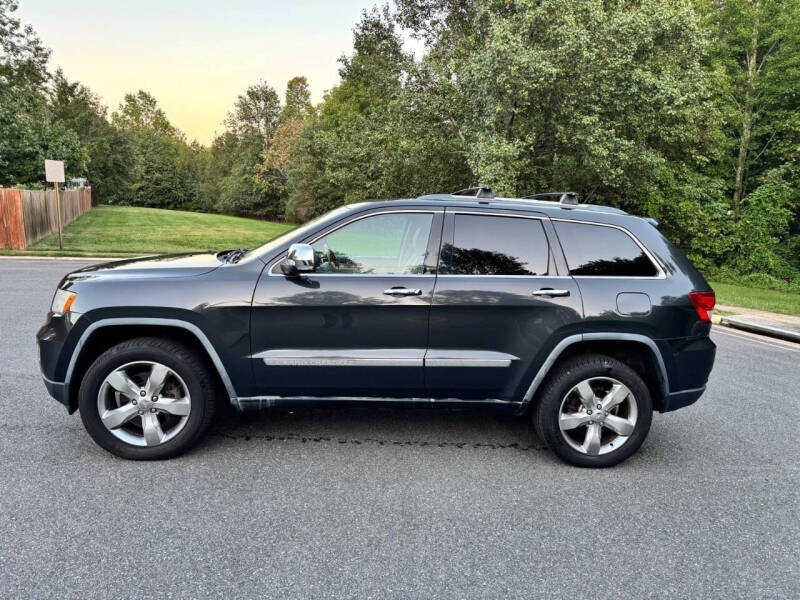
[1,0,798,287]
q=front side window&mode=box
[554,221,659,277]
[312,212,434,275]
[443,215,549,275]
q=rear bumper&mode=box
[658,335,716,412]
[661,385,706,412]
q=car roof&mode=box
[341,194,652,228]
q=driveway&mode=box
[1,258,798,599]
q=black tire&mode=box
[78,337,216,460]
[532,354,653,468]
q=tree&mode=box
[0,0,85,185]
[697,0,800,280]
[0,0,49,92]
[282,76,312,122]
[225,81,281,141]
[285,7,469,220]
[50,70,132,203]
[111,92,196,208]
[111,91,176,136]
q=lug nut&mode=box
[597,403,602,409]
[587,409,593,415]
[140,390,146,397]
[151,396,158,402]
[150,407,157,413]
[137,410,144,415]
[132,399,137,405]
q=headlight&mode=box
[51,289,77,316]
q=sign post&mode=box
[44,160,66,249]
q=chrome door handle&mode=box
[532,289,570,297]
[383,288,423,296]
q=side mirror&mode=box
[280,243,315,275]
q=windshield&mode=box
[242,206,355,262]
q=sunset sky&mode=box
[17,0,381,144]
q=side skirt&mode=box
[231,396,522,413]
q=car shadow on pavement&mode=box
[205,406,549,455]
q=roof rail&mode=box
[452,187,494,200]
[523,191,579,206]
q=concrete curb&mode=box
[0,255,123,261]
[718,316,800,344]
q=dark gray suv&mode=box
[37,189,717,467]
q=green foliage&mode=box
[0,91,86,184]
[0,1,85,184]
[49,71,132,203]
[110,91,196,209]
[1,0,799,285]
[285,7,470,220]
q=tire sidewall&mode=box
[79,341,210,459]
[535,356,653,468]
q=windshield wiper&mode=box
[218,248,248,264]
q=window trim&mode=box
[551,218,666,279]
[267,209,443,277]
[438,210,554,278]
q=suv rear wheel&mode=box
[78,337,216,460]
[533,354,653,467]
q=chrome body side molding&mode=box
[253,348,425,367]
[424,350,518,368]
[251,348,519,368]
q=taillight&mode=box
[689,291,716,322]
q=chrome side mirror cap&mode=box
[281,243,315,275]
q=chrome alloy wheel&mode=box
[97,361,191,447]
[558,377,638,456]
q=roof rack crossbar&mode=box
[523,191,579,206]
[452,186,494,199]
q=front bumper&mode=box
[37,312,81,412]
[42,376,69,408]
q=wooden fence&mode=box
[0,188,92,249]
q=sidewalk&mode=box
[713,303,800,343]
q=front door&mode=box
[250,208,443,398]
[426,209,583,400]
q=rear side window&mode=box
[554,221,658,277]
[443,215,549,275]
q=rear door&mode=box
[425,208,583,400]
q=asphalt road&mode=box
[1,258,798,599]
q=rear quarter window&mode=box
[554,221,659,277]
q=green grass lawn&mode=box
[2,205,295,257]
[710,281,800,316]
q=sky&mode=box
[16,0,381,144]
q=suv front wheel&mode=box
[78,337,216,460]
[533,354,653,468]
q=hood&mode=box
[65,252,223,282]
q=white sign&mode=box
[44,159,65,183]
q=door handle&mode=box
[532,288,570,297]
[383,287,423,296]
